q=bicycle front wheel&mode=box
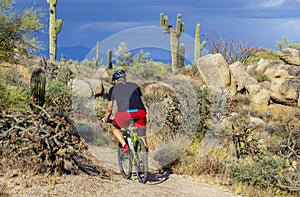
[117,143,132,179]
[135,139,149,183]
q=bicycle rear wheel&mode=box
[135,139,149,183]
[117,143,132,179]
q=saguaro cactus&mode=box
[178,43,185,68]
[47,0,62,62]
[30,67,46,106]
[194,23,206,63]
[107,50,112,69]
[160,13,184,73]
[95,41,99,66]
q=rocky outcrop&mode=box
[277,48,300,66]
[197,48,300,107]
[229,61,258,91]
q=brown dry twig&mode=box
[0,103,106,177]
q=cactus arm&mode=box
[200,40,206,51]
[160,13,169,33]
[55,19,62,34]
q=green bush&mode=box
[0,76,29,111]
[276,36,300,50]
[227,155,286,189]
[243,49,280,66]
[0,0,44,63]
[45,65,72,112]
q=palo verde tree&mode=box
[47,0,62,62]
[0,0,44,63]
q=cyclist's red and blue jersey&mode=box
[108,82,147,135]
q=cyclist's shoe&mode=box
[121,144,130,155]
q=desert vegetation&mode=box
[1,1,300,196]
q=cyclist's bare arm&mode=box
[104,101,113,122]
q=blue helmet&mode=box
[112,69,126,81]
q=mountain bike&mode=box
[117,118,149,183]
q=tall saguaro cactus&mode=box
[160,13,184,73]
[194,23,206,63]
[47,0,62,62]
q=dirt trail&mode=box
[88,144,242,197]
[4,144,243,196]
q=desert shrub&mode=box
[227,155,286,189]
[0,76,29,111]
[193,86,211,138]
[253,73,270,82]
[243,48,280,66]
[173,155,225,176]
[276,36,300,50]
[128,61,168,82]
[75,122,109,146]
[45,64,72,112]
[206,26,258,64]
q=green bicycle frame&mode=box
[122,128,138,165]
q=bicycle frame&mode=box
[121,127,138,165]
[117,119,149,183]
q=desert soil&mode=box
[3,144,242,197]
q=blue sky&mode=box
[17,0,300,61]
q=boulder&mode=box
[256,58,273,73]
[251,88,270,105]
[245,84,270,105]
[264,64,298,105]
[72,79,93,98]
[92,68,110,82]
[229,62,258,91]
[197,53,231,88]
[85,79,104,97]
[277,48,300,66]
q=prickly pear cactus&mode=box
[160,13,185,73]
[30,67,46,106]
[194,23,206,63]
[47,0,63,62]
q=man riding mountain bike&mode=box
[103,69,148,155]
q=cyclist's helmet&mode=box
[112,69,126,81]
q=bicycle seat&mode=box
[131,117,139,122]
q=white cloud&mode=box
[261,0,285,7]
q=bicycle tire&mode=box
[135,139,149,183]
[117,143,132,179]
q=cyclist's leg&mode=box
[112,111,131,147]
[111,124,126,147]
[134,110,148,149]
